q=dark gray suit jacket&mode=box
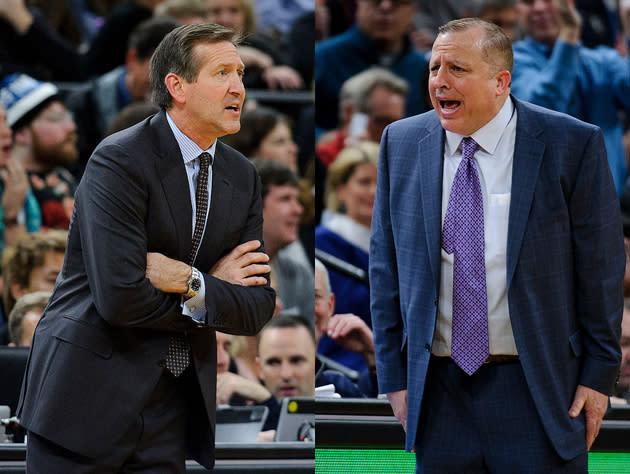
[370,97,624,460]
[17,110,275,468]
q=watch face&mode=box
[190,278,201,292]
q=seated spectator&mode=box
[255,0,313,40]
[511,0,630,195]
[154,0,210,24]
[213,314,316,441]
[0,102,41,256]
[253,159,314,321]
[315,258,377,397]
[7,290,50,347]
[206,0,304,90]
[316,142,378,371]
[104,102,161,137]
[475,0,522,43]
[315,0,427,132]
[65,17,179,175]
[2,230,66,317]
[316,67,408,167]
[0,0,161,81]
[223,106,299,171]
[0,74,78,229]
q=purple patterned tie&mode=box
[442,137,489,375]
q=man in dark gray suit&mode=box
[18,23,275,473]
[370,18,624,473]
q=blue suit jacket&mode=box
[369,97,624,460]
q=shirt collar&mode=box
[445,97,514,157]
[165,112,216,165]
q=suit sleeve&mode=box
[77,142,191,331]
[571,127,624,395]
[202,165,276,336]
[370,126,408,394]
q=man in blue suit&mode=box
[370,18,624,473]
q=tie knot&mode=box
[461,137,479,161]
[199,152,212,169]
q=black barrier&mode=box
[0,442,314,474]
[315,398,630,452]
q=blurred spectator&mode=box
[0,102,41,255]
[65,16,179,174]
[576,0,616,48]
[613,298,630,403]
[315,258,378,397]
[0,74,78,229]
[475,0,523,42]
[154,0,210,23]
[223,106,298,171]
[104,101,160,137]
[316,142,378,371]
[7,290,50,347]
[0,0,164,81]
[411,0,478,52]
[2,230,66,316]
[511,0,630,195]
[315,0,427,132]
[206,0,304,90]
[255,0,313,39]
[316,67,408,167]
[254,159,314,321]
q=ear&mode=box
[329,292,335,315]
[125,48,138,69]
[495,70,512,96]
[13,127,31,146]
[336,183,346,204]
[255,356,263,379]
[164,72,187,105]
[10,282,25,301]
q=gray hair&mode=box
[314,258,331,296]
[8,291,51,346]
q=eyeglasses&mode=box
[360,0,413,7]
[37,110,74,124]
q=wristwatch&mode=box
[185,267,202,299]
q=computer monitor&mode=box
[215,405,269,443]
[275,397,314,442]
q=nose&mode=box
[229,72,245,98]
[430,65,449,91]
[280,361,293,380]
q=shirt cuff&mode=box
[181,277,207,323]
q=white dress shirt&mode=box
[433,98,519,356]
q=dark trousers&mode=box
[415,356,588,474]
[26,367,195,474]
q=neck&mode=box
[168,108,217,150]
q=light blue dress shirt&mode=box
[166,112,217,323]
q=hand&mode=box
[216,372,271,405]
[327,313,375,366]
[0,159,29,220]
[145,252,190,294]
[555,0,582,44]
[569,384,608,450]
[387,389,408,432]
[238,46,274,70]
[0,0,33,34]
[256,430,276,443]
[262,66,304,90]
[210,240,270,286]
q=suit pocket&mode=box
[53,316,113,359]
[569,329,583,358]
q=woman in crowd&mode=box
[315,141,378,371]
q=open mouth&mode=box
[439,100,461,110]
[225,105,240,112]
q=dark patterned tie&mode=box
[165,152,212,377]
[442,137,489,375]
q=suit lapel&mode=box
[194,141,233,271]
[152,111,193,262]
[418,119,445,289]
[506,99,545,288]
